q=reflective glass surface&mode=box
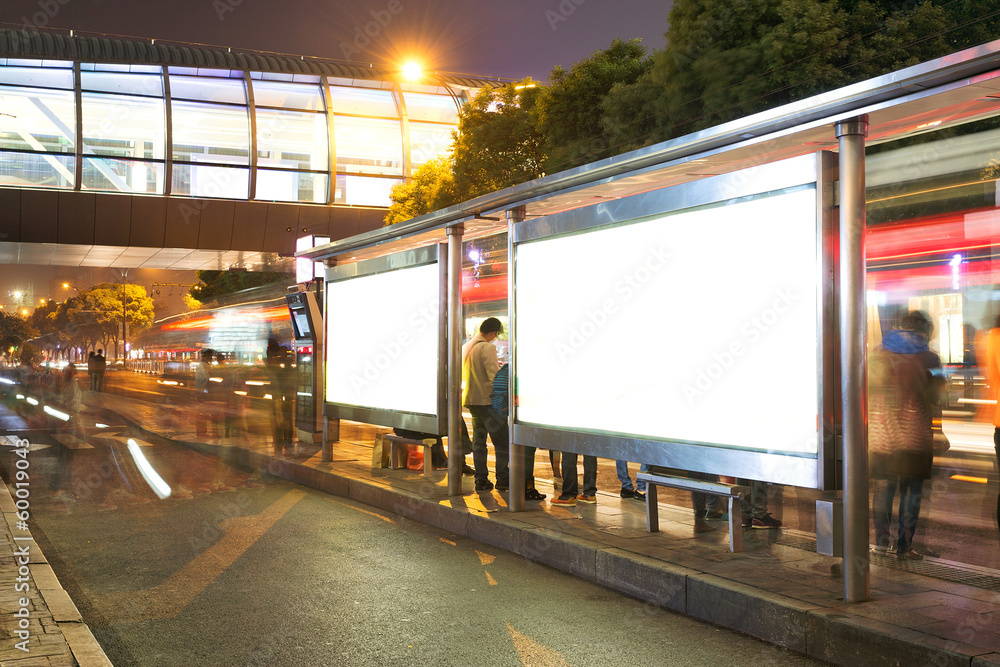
[171,163,249,199]
[334,116,402,176]
[251,80,325,111]
[0,65,73,89]
[864,120,1000,569]
[0,150,74,188]
[0,85,76,153]
[81,71,163,96]
[81,93,166,159]
[402,92,458,123]
[333,174,399,206]
[255,169,328,203]
[255,108,328,171]
[409,122,455,170]
[82,157,164,194]
[171,101,250,165]
[169,75,246,104]
[329,86,398,117]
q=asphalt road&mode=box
[0,413,827,666]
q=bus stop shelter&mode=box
[300,39,1000,603]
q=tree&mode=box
[451,80,546,201]
[536,38,653,174]
[385,155,457,224]
[603,0,980,150]
[71,283,155,359]
[0,310,36,361]
[189,269,293,303]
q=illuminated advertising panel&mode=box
[512,153,836,488]
[325,247,444,432]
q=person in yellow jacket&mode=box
[982,319,1000,533]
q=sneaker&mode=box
[897,549,924,561]
[495,480,509,492]
[631,490,645,501]
[620,488,637,499]
[751,513,783,529]
[474,479,494,491]
[576,493,597,504]
[871,545,889,555]
[694,520,716,533]
[705,510,727,521]
[741,515,752,528]
[525,488,546,501]
[462,464,476,476]
[551,496,576,507]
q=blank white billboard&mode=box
[325,262,439,415]
[514,186,820,455]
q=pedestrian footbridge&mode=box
[0,27,498,269]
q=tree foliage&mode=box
[0,310,36,357]
[451,80,546,200]
[536,38,653,174]
[189,270,294,303]
[386,155,457,224]
[603,0,997,149]
[387,1,1000,223]
[65,283,155,357]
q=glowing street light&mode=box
[402,61,421,81]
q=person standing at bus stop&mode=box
[983,314,1000,534]
[463,317,509,492]
[869,312,936,559]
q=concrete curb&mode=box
[0,472,112,667]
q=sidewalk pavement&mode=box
[0,458,112,667]
[41,391,1000,665]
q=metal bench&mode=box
[636,472,749,552]
[383,434,436,479]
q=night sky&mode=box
[0,0,670,81]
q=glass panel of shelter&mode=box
[864,118,1000,568]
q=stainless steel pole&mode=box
[447,224,465,496]
[837,116,870,603]
[507,206,525,512]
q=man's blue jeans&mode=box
[873,476,924,552]
[615,460,649,492]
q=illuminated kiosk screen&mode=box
[291,310,311,339]
[325,262,439,416]
[515,186,819,456]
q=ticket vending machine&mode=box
[285,289,323,444]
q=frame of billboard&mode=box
[324,244,447,434]
[511,152,839,489]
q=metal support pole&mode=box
[447,224,465,496]
[507,206,525,512]
[837,116,870,603]
[322,416,332,462]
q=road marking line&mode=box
[485,570,498,586]
[476,550,496,566]
[94,488,306,623]
[950,474,988,484]
[324,497,394,523]
[506,622,572,666]
[440,538,456,546]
